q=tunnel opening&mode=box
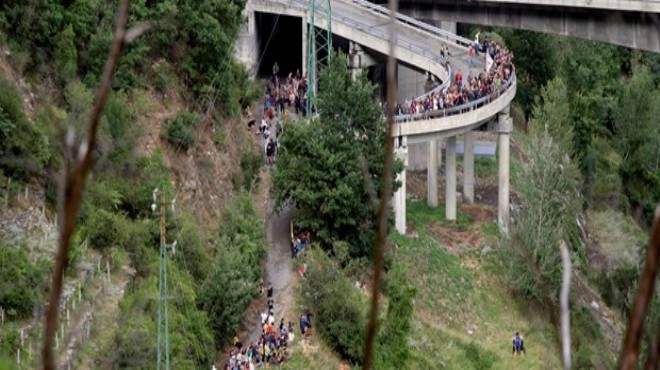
[256,13,303,78]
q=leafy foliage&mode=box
[0,78,50,178]
[272,53,402,257]
[54,24,77,83]
[198,194,266,345]
[163,110,200,151]
[502,126,583,306]
[232,142,262,191]
[0,243,50,319]
[375,265,416,368]
[300,248,367,364]
[613,63,660,225]
[498,29,556,120]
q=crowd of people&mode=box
[222,281,302,370]
[265,62,309,117]
[390,37,514,118]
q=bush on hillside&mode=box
[0,243,50,320]
[99,91,141,173]
[0,78,50,178]
[198,194,266,345]
[375,265,416,368]
[300,248,367,364]
[163,110,199,151]
[197,242,260,345]
[54,24,77,83]
[171,212,212,284]
[232,144,262,191]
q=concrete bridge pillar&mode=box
[498,106,513,233]
[463,131,475,203]
[427,139,439,208]
[393,137,408,234]
[348,42,377,80]
[445,136,457,220]
[235,8,258,73]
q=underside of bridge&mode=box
[255,13,434,101]
[394,1,660,52]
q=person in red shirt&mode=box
[455,69,463,89]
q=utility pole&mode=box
[153,189,176,370]
[306,0,332,115]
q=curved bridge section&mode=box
[243,0,516,235]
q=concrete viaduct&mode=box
[396,0,660,52]
[237,0,517,234]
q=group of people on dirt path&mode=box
[223,281,294,369]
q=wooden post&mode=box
[24,186,28,201]
[16,347,20,367]
[20,329,25,346]
[66,308,70,324]
[28,342,32,359]
[1,306,4,324]
[106,259,110,282]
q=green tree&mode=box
[0,244,50,319]
[272,53,402,257]
[54,24,77,83]
[613,63,660,224]
[502,126,583,306]
[531,77,572,149]
[498,29,556,122]
[300,248,367,364]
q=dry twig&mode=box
[559,241,572,370]
[619,207,660,370]
[363,0,398,368]
[41,1,151,368]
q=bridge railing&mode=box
[393,72,516,123]
[350,0,474,48]
[272,0,449,80]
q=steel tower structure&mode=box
[306,0,332,115]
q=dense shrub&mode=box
[0,78,50,178]
[198,194,266,345]
[163,110,199,150]
[99,91,141,172]
[232,144,262,191]
[375,265,416,368]
[54,24,77,83]
[0,244,50,319]
[300,248,367,364]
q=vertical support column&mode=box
[245,9,257,70]
[463,131,475,203]
[427,140,438,207]
[498,106,513,233]
[302,14,308,76]
[445,136,457,220]
[393,137,408,234]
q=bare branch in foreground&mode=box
[363,0,398,368]
[41,1,148,368]
[619,206,660,370]
[559,241,572,370]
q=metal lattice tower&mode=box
[154,190,175,370]
[306,0,332,115]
